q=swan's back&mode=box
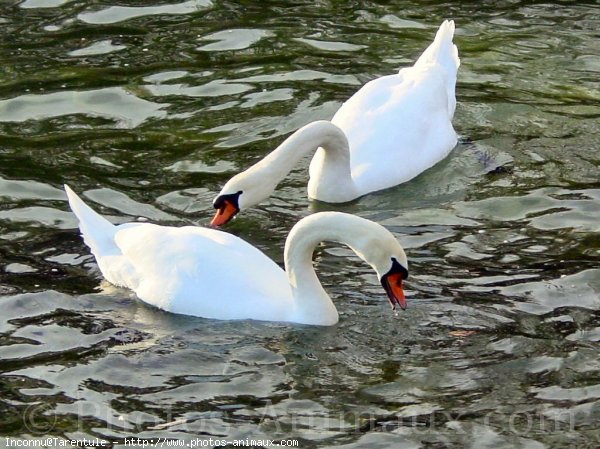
[66,185,292,321]
[113,224,292,320]
[329,20,459,195]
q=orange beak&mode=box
[210,200,238,227]
[383,272,407,310]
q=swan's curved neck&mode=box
[241,121,357,203]
[283,213,381,326]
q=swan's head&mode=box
[311,213,409,310]
[283,212,410,320]
[211,171,276,227]
[379,256,409,310]
[211,190,242,227]
[362,240,409,310]
[346,221,409,310]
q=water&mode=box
[1,0,599,447]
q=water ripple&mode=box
[0,88,167,129]
[2,1,600,447]
[197,29,274,52]
[78,0,212,25]
[68,40,127,57]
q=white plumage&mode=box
[213,20,460,221]
[65,185,408,325]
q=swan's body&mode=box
[65,185,408,325]
[212,20,459,225]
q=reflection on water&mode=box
[1,0,600,447]
[78,0,212,25]
[0,87,167,128]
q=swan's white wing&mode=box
[113,224,293,321]
[334,65,457,195]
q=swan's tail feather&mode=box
[414,19,460,116]
[64,184,118,258]
[415,20,460,73]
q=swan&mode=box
[211,20,460,226]
[64,185,409,325]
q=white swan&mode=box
[211,20,460,226]
[65,185,409,325]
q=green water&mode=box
[1,1,600,447]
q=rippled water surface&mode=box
[1,1,600,447]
